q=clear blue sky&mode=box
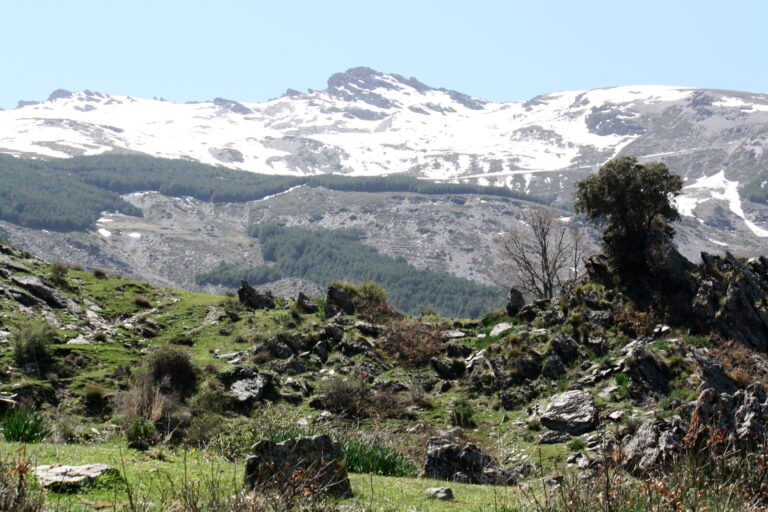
[1,0,765,110]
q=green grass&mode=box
[0,441,521,511]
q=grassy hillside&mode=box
[2,239,768,511]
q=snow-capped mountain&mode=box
[2,67,768,242]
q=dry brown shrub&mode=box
[113,372,181,432]
[712,340,768,388]
[612,300,656,337]
[378,319,446,367]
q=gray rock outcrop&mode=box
[324,284,354,318]
[622,417,688,474]
[245,434,352,498]
[237,280,275,310]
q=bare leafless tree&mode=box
[492,208,591,300]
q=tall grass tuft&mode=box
[1,409,52,442]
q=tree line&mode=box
[0,153,551,231]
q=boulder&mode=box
[245,434,352,498]
[622,417,688,474]
[237,280,275,310]
[296,292,318,314]
[230,374,272,404]
[550,333,580,364]
[430,357,466,380]
[355,320,381,337]
[541,390,599,435]
[324,284,354,318]
[537,430,572,444]
[423,437,514,485]
[34,464,118,491]
[506,288,525,317]
[425,487,454,501]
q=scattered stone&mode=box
[34,464,118,491]
[245,434,352,498]
[537,430,572,444]
[338,337,373,357]
[490,323,515,337]
[445,341,473,358]
[237,280,275,310]
[441,329,466,340]
[608,410,625,422]
[425,487,454,501]
[541,390,599,435]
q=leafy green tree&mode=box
[574,156,683,270]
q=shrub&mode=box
[1,409,51,442]
[146,345,197,396]
[189,386,229,415]
[378,319,445,367]
[567,438,586,451]
[185,413,223,448]
[113,373,181,434]
[92,268,107,278]
[82,384,109,415]
[321,377,371,418]
[49,261,68,285]
[125,417,156,447]
[11,319,57,370]
[133,295,152,308]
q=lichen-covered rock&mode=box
[245,434,352,498]
[541,390,599,434]
[423,437,514,485]
[622,417,688,474]
[230,374,272,403]
[34,464,118,491]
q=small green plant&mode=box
[1,409,52,442]
[611,372,630,400]
[125,417,156,447]
[567,438,586,451]
[92,268,107,278]
[339,437,418,477]
[449,400,476,428]
[527,420,542,431]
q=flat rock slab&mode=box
[541,390,599,435]
[490,323,515,337]
[34,464,118,491]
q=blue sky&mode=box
[1,0,765,109]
